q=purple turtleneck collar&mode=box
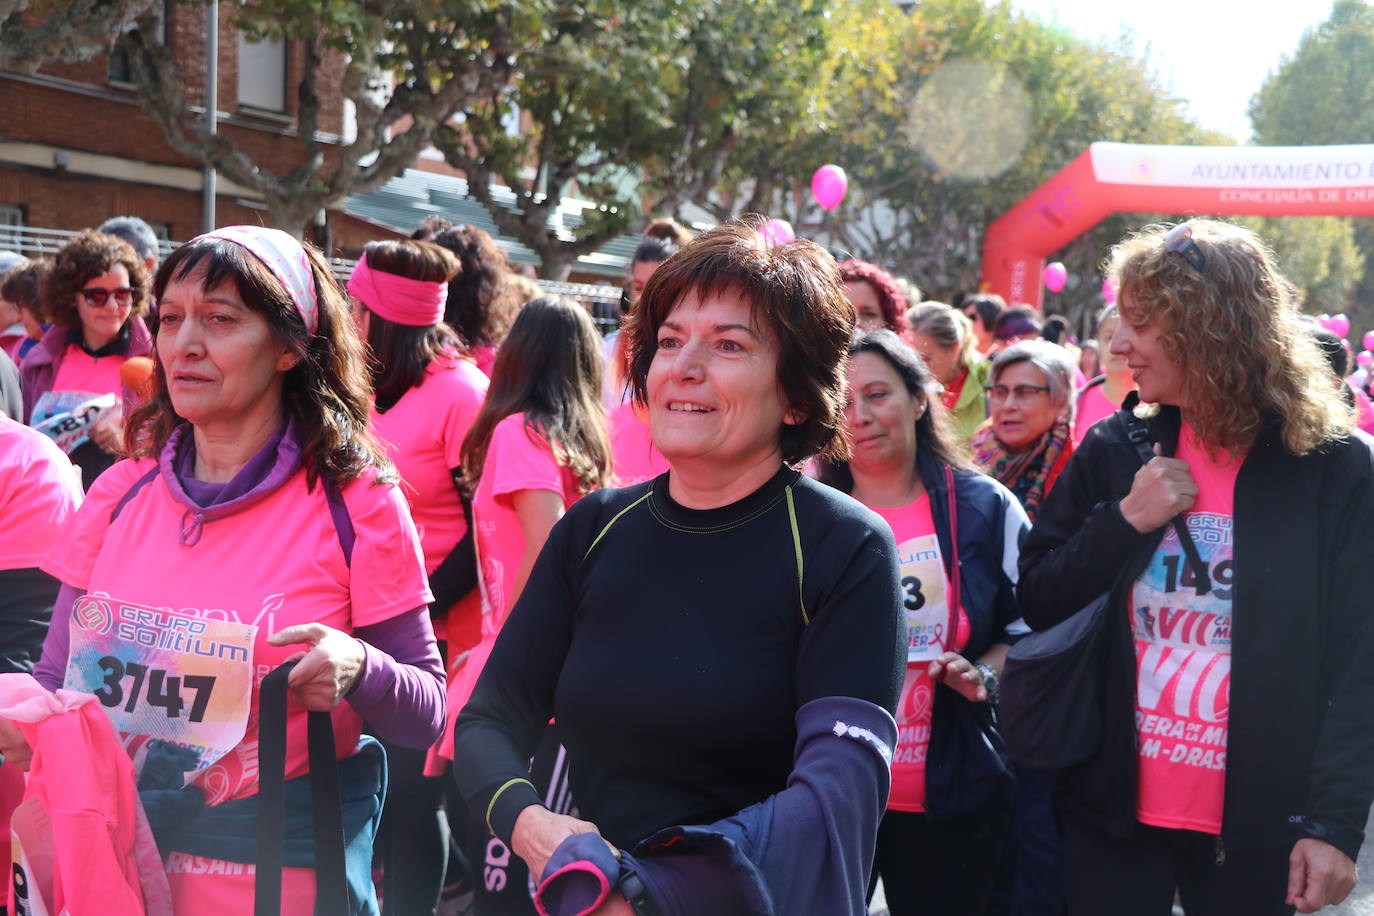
[159,419,304,545]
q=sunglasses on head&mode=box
[79,286,136,307]
[1163,223,1206,274]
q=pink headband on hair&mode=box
[347,254,448,328]
[196,226,319,334]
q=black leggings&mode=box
[870,807,1012,916]
[377,739,451,915]
[1061,813,1294,916]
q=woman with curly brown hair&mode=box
[432,224,522,376]
[1018,220,1374,916]
[7,227,445,914]
[838,259,910,337]
[20,230,154,486]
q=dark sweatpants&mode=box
[1062,813,1295,916]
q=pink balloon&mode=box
[1331,313,1351,339]
[1358,351,1373,370]
[1101,278,1117,304]
[1318,314,1334,331]
[1043,262,1067,294]
[1364,331,1374,353]
[811,165,848,212]
[760,218,795,247]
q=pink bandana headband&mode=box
[196,226,320,335]
[347,253,448,327]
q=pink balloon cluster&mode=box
[1364,331,1374,353]
[1101,278,1117,304]
[1317,313,1352,339]
[1043,262,1067,293]
[811,165,848,212]
[1357,350,1374,371]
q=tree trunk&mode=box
[539,250,575,282]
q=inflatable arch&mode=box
[980,142,1374,309]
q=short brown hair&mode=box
[44,230,151,330]
[625,216,856,464]
[1,258,51,317]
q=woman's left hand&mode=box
[267,623,366,711]
[928,651,989,703]
[89,410,123,454]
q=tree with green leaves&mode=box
[1249,0,1373,325]
[435,0,832,279]
[792,0,1223,330]
[117,0,524,237]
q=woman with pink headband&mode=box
[348,238,489,912]
[4,227,445,914]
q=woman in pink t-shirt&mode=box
[4,227,445,915]
[348,238,490,912]
[1072,305,1137,445]
[19,230,154,488]
[444,294,610,911]
[1019,220,1374,916]
[817,330,1029,916]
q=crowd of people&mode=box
[0,211,1373,916]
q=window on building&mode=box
[0,205,25,253]
[108,1,169,86]
[237,35,287,112]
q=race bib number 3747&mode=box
[64,596,257,772]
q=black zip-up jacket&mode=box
[1017,399,1374,860]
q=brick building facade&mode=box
[0,2,398,253]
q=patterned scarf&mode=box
[971,414,1071,520]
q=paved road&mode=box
[871,804,1374,915]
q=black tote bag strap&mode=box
[1125,416,1212,596]
[256,664,291,916]
[255,662,351,916]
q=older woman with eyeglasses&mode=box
[20,230,153,487]
[970,340,1077,521]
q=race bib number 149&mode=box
[64,596,257,772]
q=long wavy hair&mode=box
[127,235,394,488]
[1107,220,1351,456]
[460,295,611,495]
[817,330,974,493]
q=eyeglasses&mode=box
[1163,223,1206,274]
[79,286,136,307]
[988,384,1050,403]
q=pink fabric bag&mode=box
[0,674,171,916]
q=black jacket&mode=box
[921,452,1030,815]
[1018,400,1374,859]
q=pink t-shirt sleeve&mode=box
[342,471,434,627]
[486,415,566,504]
[41,458,151,588]
[0,419,83,570]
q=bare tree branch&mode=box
[0,0,157,73]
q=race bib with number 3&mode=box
[895,533,951,663]
[64,596,257,773]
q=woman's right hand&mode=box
[1118,445,1197,533]
[0,719,33,771]
[511,804,608,883]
